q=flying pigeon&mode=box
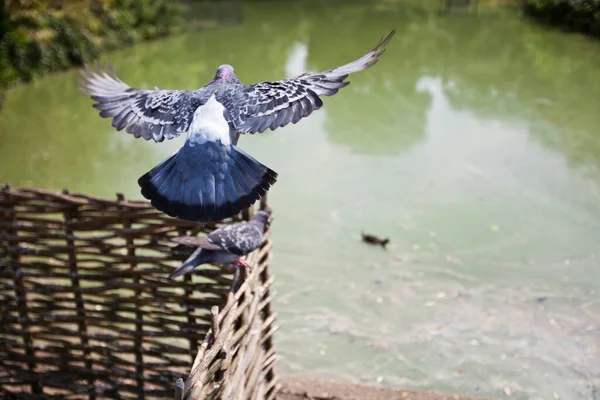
[168,210,271,279]
[79,30,395,223]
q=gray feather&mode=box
[168,211,270,279]
[171,236,222,250]
[168,247,238,279]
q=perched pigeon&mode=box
[168,210,271,279]
[79,30,395,223]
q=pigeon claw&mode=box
[223,258,253,275]
[236,258,253,273]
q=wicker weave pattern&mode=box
[0,186,278,399]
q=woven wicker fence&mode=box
[0,186,278,399]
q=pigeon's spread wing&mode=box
[227,30,395,134]
[79,63,197,142]
[206,223,263,256]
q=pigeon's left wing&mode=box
[226,30,395,134]
[206,223,263,255]
[79,63,198,142]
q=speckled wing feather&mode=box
[226,30,395,134]
[79,63,198,142]
[205,222,264,256]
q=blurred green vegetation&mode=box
[0,0,183,104]
[524,0,600,36]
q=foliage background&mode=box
[0,0,182,102]
[523,0,600,36]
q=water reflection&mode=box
[1,1,600,398]
[285,42,309,78]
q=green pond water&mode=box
[1,1,600,398]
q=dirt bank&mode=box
[279,377,487,400]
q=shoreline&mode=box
[279,377,488,400]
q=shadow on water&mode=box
[1,1,600,399]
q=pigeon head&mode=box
[214,64,239,83]
[250,210,271,229]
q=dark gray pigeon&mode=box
[79,30,395,223]
[168,210,271,279]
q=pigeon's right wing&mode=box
[206,223,263,255]
[79,63,198,142]
[226,30,395,134]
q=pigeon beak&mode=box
[263,218,272,229]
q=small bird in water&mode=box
[361,232,390,249]
[79,30,395,223]
[168,210,271,279]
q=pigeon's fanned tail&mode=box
[138,142,278,223]
[168,248,210,279]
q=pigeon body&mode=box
[80,30,395,222]
[168,210,270,279]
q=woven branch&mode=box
[0,186,278,400]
